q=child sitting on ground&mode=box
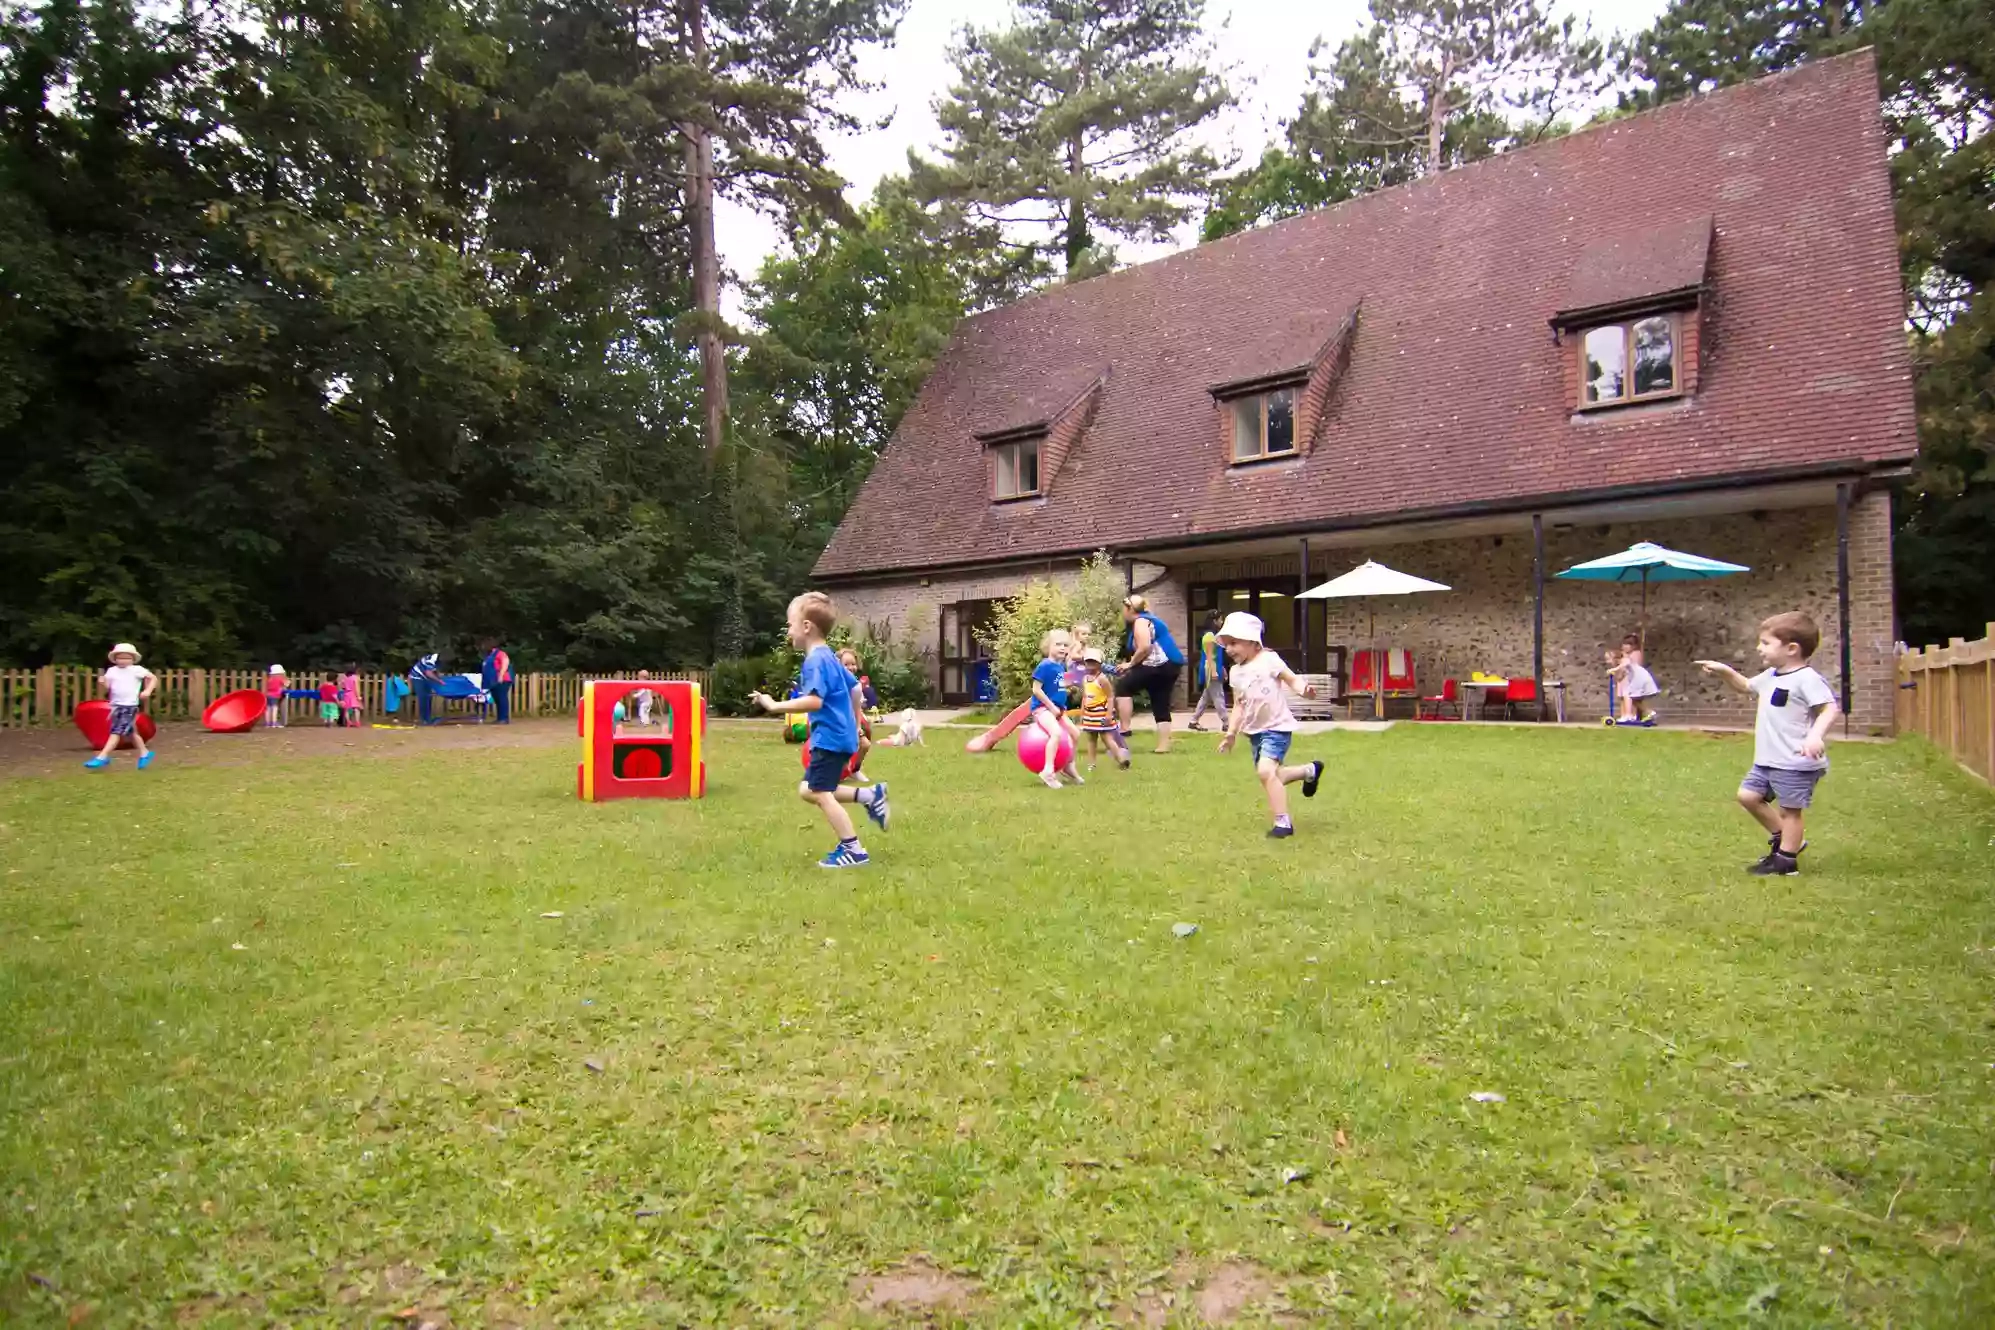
[1214,612,1324,839]
[1609,634,1660,723]
[1075,647,1131,771]
[86,642,158,770]
[1028,629,1086,789]
[1697,611,1838,877]
[751,593,890,869]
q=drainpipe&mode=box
[1836,482,1852,733]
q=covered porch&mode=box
[1136,478,1895,731]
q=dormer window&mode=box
[1231,387,1296,462]
[1581,313,1679,406]
[992,436,1040,500]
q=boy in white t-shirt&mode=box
[1698,611,1839,876]
[87,642,159,770]
[1213,611,1325,839]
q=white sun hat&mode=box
[107,642,141,662]
[1217,611,1264,644]
[268,663,286,675]
[1080,646,1104,663]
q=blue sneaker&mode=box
[84,757,109,770]
[862,782,889,830]
[137,752,155,771]
[818,843,870,869]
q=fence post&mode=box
[190,668,207,716]
[35,665,53,725]
[1986,624,1994,784]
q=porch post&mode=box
[1297,537,1310,669]
[1836,482,1852,732]
[1532,514,1545,709]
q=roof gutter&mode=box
[811,459,1905,586]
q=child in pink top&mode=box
[1214,611,1324,839]
[338,666,362,727]
[264,664,287,728]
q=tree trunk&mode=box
[683,0,726,458]
[1065,131,1088,273]
[1424,56,1455,175]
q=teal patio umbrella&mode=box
[1554,541,1750,645]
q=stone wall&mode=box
[821,492,1895,731]
[1182,493,1893,731]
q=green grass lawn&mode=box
[2,723,1993,1327]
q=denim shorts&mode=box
[1741,764,1824,808]
[804,746,854,793]
[1248,730,1292,765]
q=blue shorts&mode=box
[1248,731,1292,765]
[108,705,140,737]
[804,746,854,793]
[1741,764,1823,808]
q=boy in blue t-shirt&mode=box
[752,592,890,868]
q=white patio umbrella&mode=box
[1297,561,1451,715]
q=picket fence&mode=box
[0,666,710,730]
[1896,623,1995,786]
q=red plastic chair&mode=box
[1417,677,1460,721]
[1349,649,1379,696]
[1499,677,1543,721]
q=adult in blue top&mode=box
[1116,593,1184,753]
[409,652,445,725]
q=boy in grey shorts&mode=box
[1698,611,1840,876]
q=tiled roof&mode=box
[1556,214,1712,322]
[815,52,1915,580]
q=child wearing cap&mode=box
[1075,646,1131,771]
[87,643,158,770]
[264,664,287,728]
[1213,611,1325,839]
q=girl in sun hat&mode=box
[264,663,288,728]
[1213,611,1325,839]
[86,643,158,770]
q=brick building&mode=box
[813,54,1916,729]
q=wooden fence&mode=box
[0,667,709,730]
[1897,624,1994,786]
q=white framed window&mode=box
[1230,387,1297,462]
[1581,313,1679,406]
[992,437,1040,500]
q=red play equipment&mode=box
[201,689,265,734]
[577,678,706,801]
[73,700,157,750]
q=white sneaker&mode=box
[1061,764,1084,785]
[1040,772,1064,789]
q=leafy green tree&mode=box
[1202,1,1592,241]
[912,0,1230,276]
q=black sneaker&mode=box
[1267,823,1294,839]
[1747,851,1799,877]
[1301,760,1325,799]
[1767,833,1809,856]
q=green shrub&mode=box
[706,653,788,717]
[765,620,936,711]
[973,552,1126,707]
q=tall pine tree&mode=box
[911,0,1230,277]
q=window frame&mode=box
[1577,311,1682,409]
[989,435,1041,501]
[1229,385,1300,463]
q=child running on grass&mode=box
[86,642,157,770]
[1027,629,1085,789]
[751,593,889,869]
[1697,611,1839,876]
[1075,647,1131,771]
[1213,612,1324,839]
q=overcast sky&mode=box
[714,0,1673,316]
